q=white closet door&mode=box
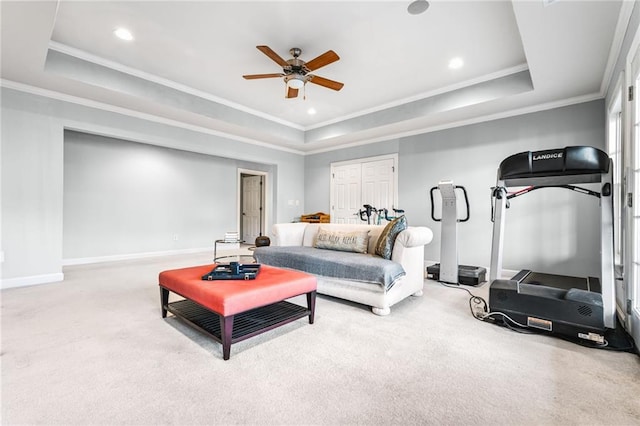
[330,155,398,224]
[331,163,361,224]
[362,158,395,216]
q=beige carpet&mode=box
[2,252,639,425]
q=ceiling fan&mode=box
[243,45,344,99]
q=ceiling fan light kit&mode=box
[286,75,305,89]
[243,45,344,99]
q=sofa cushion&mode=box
[272,222,308,246]
[301,224,384,253]
[253,246,406,290]
[375,215,408,259]
[314,228,370,253]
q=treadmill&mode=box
[488,146,615,343]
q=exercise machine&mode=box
[357,205,405,225]
[358,204,378,224]
[427,181,487,286]
[488,146,615,343]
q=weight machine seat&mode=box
[498,146,609,182]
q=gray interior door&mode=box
[242,174,262,243]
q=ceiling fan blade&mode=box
[243,73,284,80]
[305,50,340,71]
[308,75,344,91]
[256,45,289,67]
[286,87,299,99]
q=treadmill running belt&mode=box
[515,271,601,293]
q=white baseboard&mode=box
[62,247,212,266]
[2,247,215,289]
[2,272,65,290]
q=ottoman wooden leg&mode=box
[220,315,235,360]
[160,287,169,318]
[307,291,316,324]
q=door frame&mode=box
[237,168,268,242]
[625,27,640,346]
[606,70,627,325]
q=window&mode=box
[629,40,640,344]
[632,67,639,309]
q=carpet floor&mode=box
[2,252,639,425]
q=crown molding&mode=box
[48,41,305,131]
[48,41,537,135]
[304,63,530,131]
[0,79,306,155]
[600,0,636,95]
[305,92,604,155]
[1,80,604,157]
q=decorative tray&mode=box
[202,262,261,281]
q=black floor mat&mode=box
[603,318,638,353]
[493,316,638,354]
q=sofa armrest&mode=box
[391,227,433,281]
[271,223,308,246]
[395,227,433,248]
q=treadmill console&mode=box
[498,146,609,180]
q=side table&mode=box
[214,239,245,263]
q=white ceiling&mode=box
[0,1,628,153]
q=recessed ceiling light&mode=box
[407,0,430,15]
[114,27,134,41]
[307,108,316,115]
[448,57,464,70]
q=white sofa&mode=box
[254,222,433,315]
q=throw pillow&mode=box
[375,215,408,259]
[314,228,370,253]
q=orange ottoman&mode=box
[159,264,317,360]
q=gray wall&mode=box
[305,100,606,277]
[1,88,305,285]
[63,131,271,259]
[0,87,608,285]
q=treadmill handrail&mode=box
[506,184,601,200]
[502,173,602,187]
